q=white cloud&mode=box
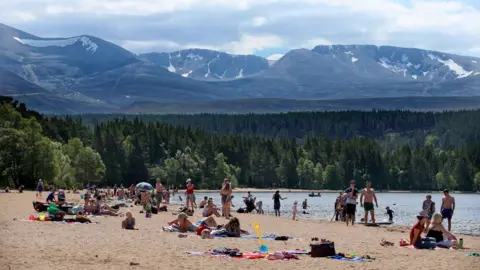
[221,33,284,54]
[267,54,284,60]
[302,38,332,49]
[0,0,479,56]
[251,16,267,27]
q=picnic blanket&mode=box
[212,233,293,240]
[328,253,374,262]
[185,248,302,260]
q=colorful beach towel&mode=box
[186,249,303,260]
[328,254,373,262]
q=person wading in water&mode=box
[360,181,378,225]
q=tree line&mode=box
[1,96,479,191]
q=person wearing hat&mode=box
[410,211,436,249]
[343,180,358,226]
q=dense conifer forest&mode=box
[1,96,479,191]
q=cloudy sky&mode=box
[1,0,480,58]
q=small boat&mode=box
[308,192,322,197]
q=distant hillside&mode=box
[120,96,480,114]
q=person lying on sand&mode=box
[75,211,92,223]
[426,212,458,248]
[167,212,197,233]
[122,210,137,230]
[203,198,221,217]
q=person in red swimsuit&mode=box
[185,179,195,211]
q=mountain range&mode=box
[1,23,480,114]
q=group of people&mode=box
[333,180,381,226]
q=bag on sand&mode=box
[310,242,336,257]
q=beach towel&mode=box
[212,233,294,240]
[329,255,365,262]
[186,249,304,260]
[162,225,181,232]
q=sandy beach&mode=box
[0,191,478,270]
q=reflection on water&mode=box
[172,192,480,235]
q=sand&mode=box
[0,191,478,270]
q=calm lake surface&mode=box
[173,192,480,235]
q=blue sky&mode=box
[1,0,480,58]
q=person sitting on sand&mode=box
[19,185,24,193]
[122,210,136,230]
[199,196,208,208]
[75,211,92,223]
[57,189,66,202]
[410,211,437,249]
[224,217,242,237]
[167,212,197,233]
[203,198,221,217]
[426,212,458,248]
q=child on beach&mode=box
[122,210,136,230]
[292,201,298,220]
[386,206,394,222]
[256,201,264,214]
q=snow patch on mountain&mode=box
[412,75,418,80]
[437,58,472,79]
[236,68,244,78]
[473,60,478,63]
[13,36,98,53]
[182,70,193,77]
[345,51,354,55]
[351,57,358,63]
[186,53,203,61]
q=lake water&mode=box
[172,192,480,235]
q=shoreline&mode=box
[2,188,478,194]
[194,188,479,194]
[1,191,479,270]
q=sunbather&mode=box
[202,198,221,217]
[166,212,197,233]
[122,210,136,230]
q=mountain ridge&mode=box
[1,23,479,114]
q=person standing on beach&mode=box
[272,190,287,217]
[360,181,378,225]
[185,179,195,211]
[441,189,455,231]
[422,195,435,229]
[155,179,164,210]
[220,178,232,219]
[343,180,358,226]
[36,179,44,198]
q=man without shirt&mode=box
[343,180,359,226]
[360,181,378,225]
[441,189,455,231]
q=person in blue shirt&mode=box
[46,189,56,203]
